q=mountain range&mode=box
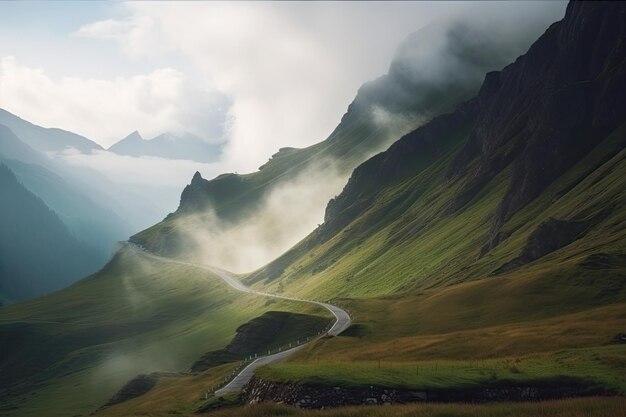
[0,2,625,417]
[108,131,223,163]
[0,109,182,301]
[131,9,560,269]
[0,109,102,153]
[246,0,626,298]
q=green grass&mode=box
[132,111,394,254]
[103,123,626,417]
[132,76,471,258]
[250,121,626,306]
[0,246,330,417]
[257,345,626,393]
[94,363,240,417]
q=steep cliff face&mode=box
[132,13,558,256]
[324,1,626,252]
[178,172,248,215]
[321,101,478,244]
[447,1,626,240]
[247,2,626,296]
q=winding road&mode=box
[128,243,351,395]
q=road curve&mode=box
[127,244,351,395]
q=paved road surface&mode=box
[127,243,351,395]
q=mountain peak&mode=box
[191,171,203,185]
[126,130,143,141]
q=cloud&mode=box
[74,2,469,172]
[76,19,133,41]
[0,56,230,147]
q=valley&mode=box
[0,1,624,417]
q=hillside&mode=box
[0,108,167,234]
[0,163,102,302]
[0,245,330,417]
[89,3,626,416]
[2,2,625,417]
[191,3,626,411]
[108,131,223,163]
[247,0,626,299]
[130,12,559,265]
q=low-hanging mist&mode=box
[176,161,348,273]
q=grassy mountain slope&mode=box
[247,1,626,300]
[0,246,330,417]
[99,4,626,415]
[131,12,559,259]
[234,1,626,408]
[249,121,626,299]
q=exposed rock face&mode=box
[240,376,613,409]
[322,101,477,242]
[322,1,626,254]
[493,218,592,273]
[448,1,626,238]
[178,172,247,215]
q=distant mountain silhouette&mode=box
[0,163,101,302]
[0,109,102,153]
[108,131,222,162]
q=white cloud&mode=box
[76,19,133,41]
[75,1,463,171]
[0,56,229,147]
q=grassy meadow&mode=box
[0,246,330,417]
